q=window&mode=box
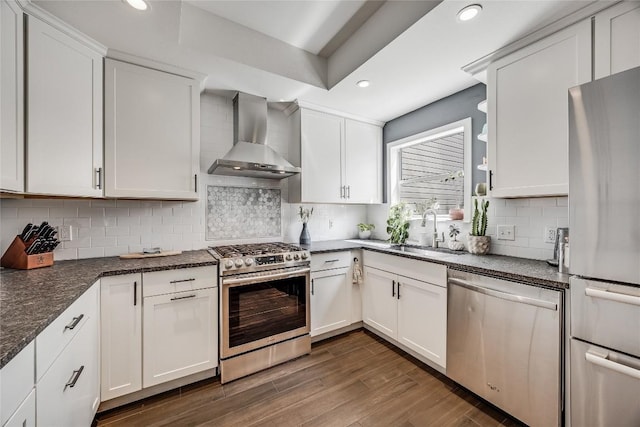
[387,118,472,221]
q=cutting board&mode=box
[119,250,182,259]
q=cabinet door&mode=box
[4,389,35,427]
[397,276,447,368]
[104,59,199,200]
[487,20,591,197]
[344,119,382,203]
[362,267,397,339]
[300,109,343,203]
[26,16,102,197]
[143,287,218,387]
[37,314,99,427]
[594,2,640,79]
[100,274,142,401]
[310,267,351,337]
[0,0,24,193]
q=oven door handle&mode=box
[585,350,640,380]
[222,268,311,286]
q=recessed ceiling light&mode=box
[457,4,482,22]
[356,80,370,88]
[124,0,149,11]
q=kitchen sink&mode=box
[389,244,465,256]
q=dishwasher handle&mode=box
[448,277,558,311]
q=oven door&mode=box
[221,267,310,359]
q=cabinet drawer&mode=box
[36,283,98,381]
[0,341,34,426]
[311,251,352,272]
[37,315,98,427]
[363,250,446,286]
[143,266,217,297]
[4,389,35,427]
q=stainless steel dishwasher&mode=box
[447,270,563,427]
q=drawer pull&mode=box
[64,365,84,391]
[324,259,340,263]
[170,278,196,284]
[170,294,197,301]
[585,287,640,307]
[64,314,84,331]
[585,351,640,380]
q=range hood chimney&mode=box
[207,92,300,179]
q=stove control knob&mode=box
[224,260,234,269]
[235,258,244,268]
[293,253,300,260]
[301,252,309,260]
[285,254,293,261]
[245,258,254,266]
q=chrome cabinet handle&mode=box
[585,351,640,380]
[347,185,350,199]
[64,366,84,391]
[392,280,396,297]
[489,170,494,191]
[64,314,84,331]
[95,168,102,190]
[170,294,197,301]
[448,278,558,310]
[170,278,196,284]
[340,186,345,198]
[585,287,640,307]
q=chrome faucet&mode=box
[425,208,438,247]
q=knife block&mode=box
[1,236,54,270]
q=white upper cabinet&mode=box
[104,58,200,200]
[344,119,382,203]
[291,108,382,204]
[26,15,103,197]
[0,0,24,193]
[487,20,591,198]
[594,1,640,79]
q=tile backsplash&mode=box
[206,186,281,240]
[367,196,568,261]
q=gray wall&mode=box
[382,83,487,201]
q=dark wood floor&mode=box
[95,330,523,427]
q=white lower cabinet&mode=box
[4,389,35,427]
[310,267,351,337]
[0,341,34,427]
[363,251,447,369]
[36,311,99,427]
[100,274,142,401]
[143,287,218,387]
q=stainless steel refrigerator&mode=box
[568,66,640,426]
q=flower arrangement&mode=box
[298,206,313,224]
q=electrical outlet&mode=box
[544,227,557,244]
[57,225,73,242]
[497,225,515,241]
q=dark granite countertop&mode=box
[303,240,569,290]
[0,250,216,369]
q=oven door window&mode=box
[228,275,307,349]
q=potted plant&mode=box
[298,206,313,245]
[386,202,411,244]
[357,223,375,239]
[468,198,490,254]
[448,224,465,251]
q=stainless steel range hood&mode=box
[207,92,300,179]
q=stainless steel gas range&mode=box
[208,242,311,383]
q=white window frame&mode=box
[386,118,472,222]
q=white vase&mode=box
[418,231,429,246]
[448,240,465,251]
[358,230,371,240]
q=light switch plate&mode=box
[497,225,515,241]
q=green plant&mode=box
[298,206,313,224]
[357,223,375,232]
[449,224,460,241]
[386,202,411,244]
[470,198,490,236]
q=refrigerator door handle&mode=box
[585,351,640,380]
[585,287,640,307]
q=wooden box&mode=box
[1,236,54,270]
